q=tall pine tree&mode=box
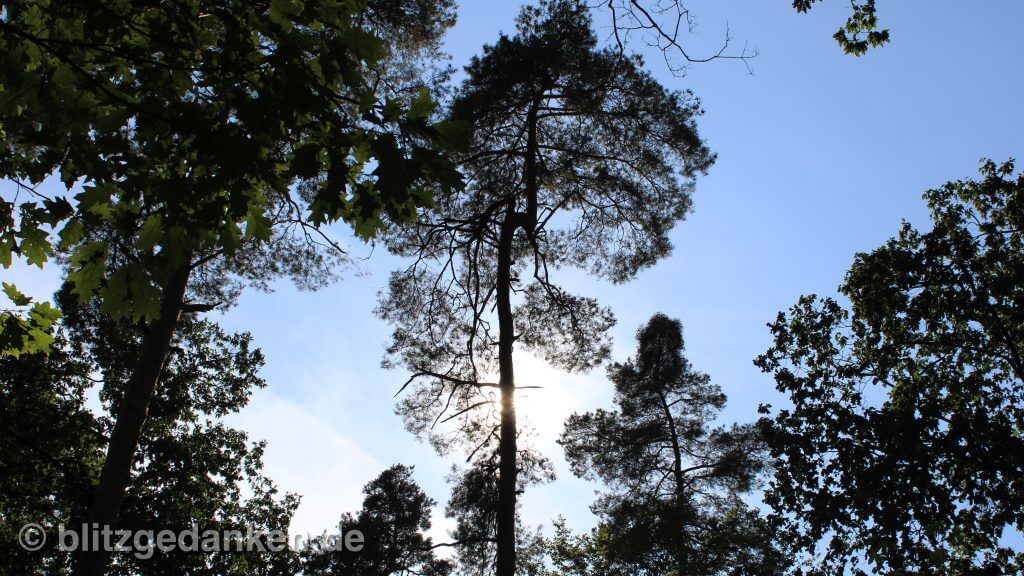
[377,3,714,574]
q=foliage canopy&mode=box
[758,161,1024,575]
[0,0,463,353]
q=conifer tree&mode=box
[560,314,789,576]
[302,464,451,576]
[378,3,714,574]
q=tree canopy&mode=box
[0,0,464,354]
[2,3,463,574]
[757,160,1024,575]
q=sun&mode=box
[511,353,608,450]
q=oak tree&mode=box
[1,2,461,573]
[757,161,1024,575]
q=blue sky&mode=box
[6,0,1024,549]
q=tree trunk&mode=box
[495,211,518,576]
[76,263,191,576]
[659,391,689,576]
[494,97,541,576]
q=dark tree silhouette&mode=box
[301,464,451,576]
[0,290,298,575]
[0,331,99,574]
[559,314,789,576]
[757,160,1024,575]
[377,2,714,574]
[66,200,351,575]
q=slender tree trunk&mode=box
[76,263,191,576]
[494,97,541,576]
[495,209,518,576]
[659,391,689,576]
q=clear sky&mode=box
[6,0,1024,549]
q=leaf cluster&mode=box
[792,0,889,55]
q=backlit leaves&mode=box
[1,0,463,352]
[792,0,890,55]
[0,282,60,357]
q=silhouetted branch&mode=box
[595,0,757,75]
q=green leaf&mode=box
[125,265,162,322]
[0,313,29,358]
[18,227,52,267]
[138,213,163,251]
[51,64,77,89]
[382,98,404,123]
[432,120,471,153]
[68,241,108,302]
[94,105,132,133]
[269,0,303,27]
[0,238,13,268]
[0,299,61,357]
[76,184,114,218]
[353,139,373,165]
[58,218,85,250]
[24,325,54,353]
[42,197,74,224]
[344,27,387,66]
[244,210,272,242]
[290,143,323,179]
[99,267,130,319]
[352,212,383,241]
[407,88,437,121]
[2,282,32,306]
[27,300,61,327]
[218,221,244,254]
